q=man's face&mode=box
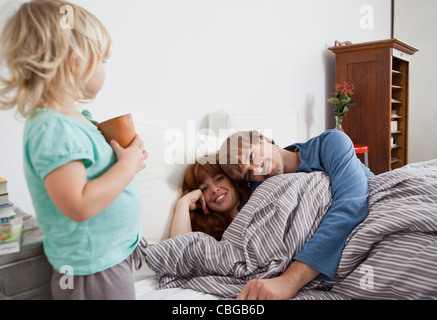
[238,140,284,182]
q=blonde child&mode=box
[0,0,147,299]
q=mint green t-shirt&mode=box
[23,109,142,275]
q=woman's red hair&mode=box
[181,154,251,240]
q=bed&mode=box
[132,110,437,300]
[132,108,299,299]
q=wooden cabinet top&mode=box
[328,39,419,55]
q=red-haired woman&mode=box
[170,154,251,241]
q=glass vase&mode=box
[335,115,344,131]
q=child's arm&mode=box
[44,135,147,222]
[169,189,208,237]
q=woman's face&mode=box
[199,173,240,214]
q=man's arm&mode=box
[238,130,370,299]
[237,260,319,300]
[293,130,370,280]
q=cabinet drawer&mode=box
[0,254,52,299]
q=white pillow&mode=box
[134,122,223,245]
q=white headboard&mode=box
[207,108,299,148]
[135,109,299,245]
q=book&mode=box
[0,202,15,219]
[0,193,9,206]
[0,216,23,255]
[0,216,16,223]
[0,177,6,195]
[0,177,8,206]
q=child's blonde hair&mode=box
[0,0,112,118]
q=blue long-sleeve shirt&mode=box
[253,129,374,280]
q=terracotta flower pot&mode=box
[97,114,135,148]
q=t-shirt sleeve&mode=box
[27,118,95,180]
[293,130,370,280]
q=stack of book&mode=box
[0,177,23,255]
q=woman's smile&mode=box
[199,174,240,214]
[214,192,227,203]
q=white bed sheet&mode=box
[132,246,220,300]
[135,276,219,300]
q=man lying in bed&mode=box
[218,129,374,299]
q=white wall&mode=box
[0,0,391,215]
[393,0,437,163]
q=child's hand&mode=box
[110,134,148,175]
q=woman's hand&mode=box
[178,189,209,214]
[170,189,209,238]
[110,134,148,176]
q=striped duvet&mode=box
[143,159,437,299]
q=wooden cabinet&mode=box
[329,39,418,174]
[0,214,52,300]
